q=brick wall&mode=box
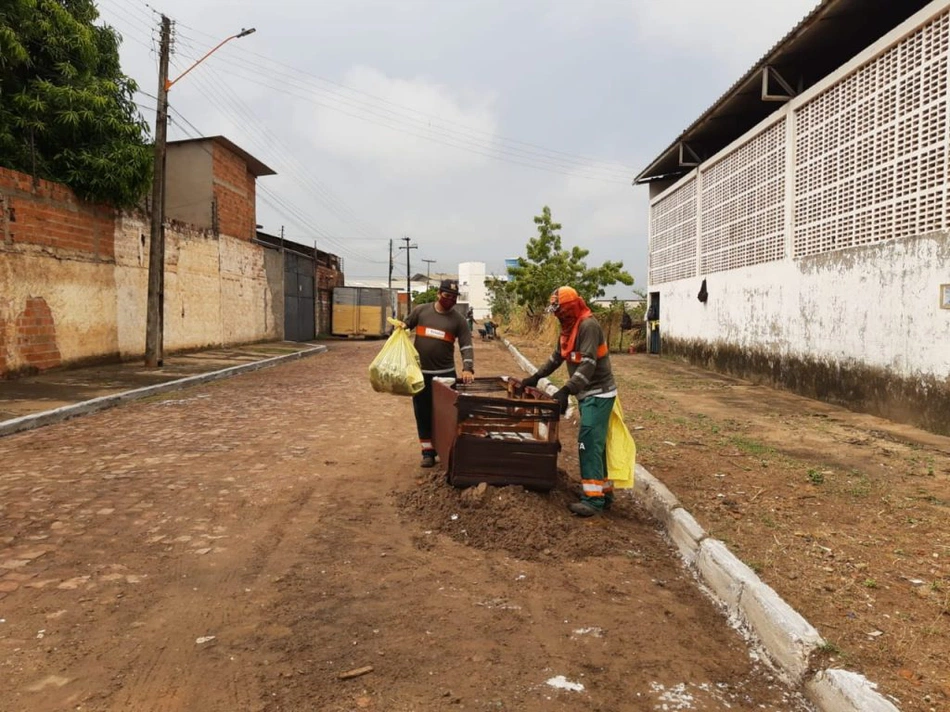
[316,264,344,292]
[212,145,255,241]
[14,297,62,371]
[0,164,280,379]
[0,166,115,259]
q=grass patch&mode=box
[816,641,843,656]
[731,436,772,456]
[847,472,872,498]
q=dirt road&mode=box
[512,336,950,712]
[0,338,812,712]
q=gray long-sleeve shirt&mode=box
[533,317,616,400]
[405,303,474,376]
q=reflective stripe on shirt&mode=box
[416,325,455,343]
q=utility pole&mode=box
[144,14,171,368]
[143,20,255,368]
[422,258,436,287]
[388,239,393,292]
[398,236,417,308]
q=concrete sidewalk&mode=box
[0,341,327,437]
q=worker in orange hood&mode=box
[519,287,618,517]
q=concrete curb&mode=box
[0,345,328,439]
[502,338,899,712]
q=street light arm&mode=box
[164,28,256,91]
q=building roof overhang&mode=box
[168,135,276,177]
[635,0,936,184]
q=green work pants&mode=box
[578,395,615,509]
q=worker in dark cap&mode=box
[403,278,475,468]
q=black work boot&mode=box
[568,501,601,517]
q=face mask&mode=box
[438,294,457,310]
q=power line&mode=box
[167,55,384,241]
[169,46,633,182]
[107,1,637,181]
[170,21,638,173]
[162,105,386,266]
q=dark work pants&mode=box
[412,372,455,454]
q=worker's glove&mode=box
[521,373,540,389]
[552,387,570,415]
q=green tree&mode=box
[485,275,516,320]
[0,0,152,206]
[507,206,634,314]
[412,286,438,307]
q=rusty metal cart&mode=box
[431,377,561,491]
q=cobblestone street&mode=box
[0,339,813,712]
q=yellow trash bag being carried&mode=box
[606,396,636,489]
[369,318,424,396]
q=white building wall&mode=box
[648,1,950,386]
[660,233,950,380]
[458,262,491,319]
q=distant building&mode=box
[458,262,491,319]
[591,298,646,311]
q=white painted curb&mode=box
[0,345,327,438]
[502,338,898,712]
[806,670,900,712]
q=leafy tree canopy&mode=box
[505,206,634,314]
[485,275,517,321]
[0,0,151,206]
[412,286,438,307]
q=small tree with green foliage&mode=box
[506,206,634,315]
[485,276,517,321]
[412,286,438,307]
[0,0,152,206]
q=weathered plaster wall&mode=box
[219,234,278,344]
[114,213,228,357]
[0,168,118,376]
[262,246,284,339]
[1,167,283,378]
[115,213,280,356]
[656,232,950,433]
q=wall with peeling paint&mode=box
[1,166,282,378]
[644,6,950,433]
[659,233,950,379]
[653,232,950,433]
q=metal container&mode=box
[431,377,561,491]
[331,286,394,337]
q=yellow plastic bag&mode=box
[606,396,636,489]
[369,319,424,396]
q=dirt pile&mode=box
[395,468,658,563]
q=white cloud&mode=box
[303,66,498,175]
[631,0,818,70]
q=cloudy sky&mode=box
[97,0,817,293]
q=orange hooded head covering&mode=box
[548,286,593,358]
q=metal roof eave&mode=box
[634,0,831,185]
[634,0,935,184]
